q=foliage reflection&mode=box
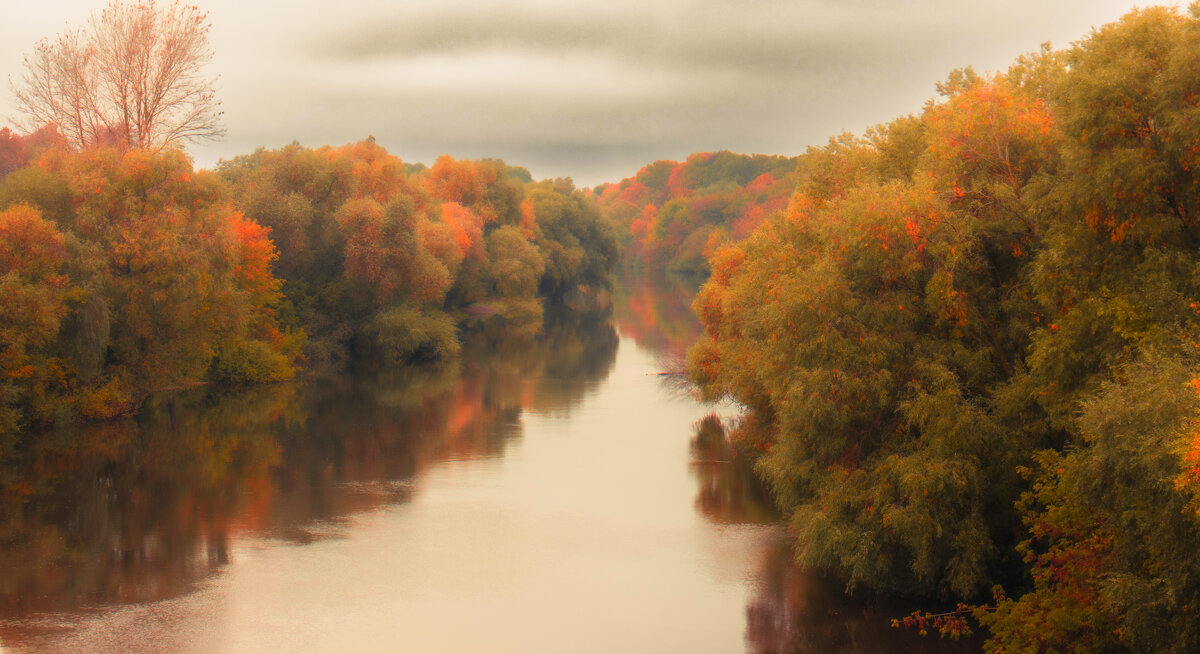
[0,312,617,623]
[613,269,704,370]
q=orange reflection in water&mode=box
[743,538,982,654]
[686,406,982,653]
[0,274,980,654]
[614,269,706,369]
[0,312,618,642]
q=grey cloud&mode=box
[7,0,1150,186]
[309,3,960,78]
[182,0,1146,184]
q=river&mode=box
[0,272,977,653]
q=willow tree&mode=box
[11,0,224,150]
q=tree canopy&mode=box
[591,151,799,274]
[0,128,618,442]
[688,5,1200,651]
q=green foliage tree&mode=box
[690,72,1057,597]
[528,179,619,297]
[978,6,1200,651]
[688,5,1200,651]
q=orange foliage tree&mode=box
[592,151,797,273]
[221,141,617,367]
[0,140,294,437]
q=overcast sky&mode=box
[0,0,1185,186]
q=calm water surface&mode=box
[0,272,977,653]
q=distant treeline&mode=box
[684,6,1200,652]
[591,151,799,273]
[0,134,617,439]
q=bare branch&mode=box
[9,0,224,150]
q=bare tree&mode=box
[11,1,224,150]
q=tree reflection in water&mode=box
[0,310,618,635]
[744,536,982,654]
[690,413,778,526]
[613,269,705,372]
[1,267,984,653]
[688,416,982,654]
[0,384,293,617]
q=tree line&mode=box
[0,130,617,442]
[592,151,799,274]
[686,6,1200,651]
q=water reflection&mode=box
[744,538,983,654]
[1,271,980,654]
[685,408,981,653]
[0,384,292,616]
[690,414,777,526]
[613,269,705,370]
[625,268,983,654]
[0,311,618,632]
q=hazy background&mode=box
[0,0,1185,186]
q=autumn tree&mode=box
[681,5,1200,651]
[0,140,296,440]
[688,65,1060,598]
[592,151,797,273]
[978,7,1200,651]
[11,0,224,150]
[0,129,27,177]
[220,140,618,367]
[0,205,69,436]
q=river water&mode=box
[0,272,977,653]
